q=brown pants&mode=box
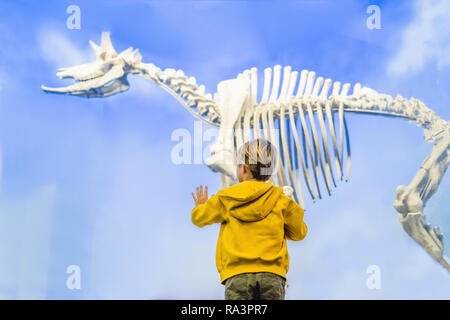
[224,272,287,300]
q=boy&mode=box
[191,138,307,300]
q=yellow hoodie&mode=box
[191,180,307,284]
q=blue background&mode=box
[0,0,449,299]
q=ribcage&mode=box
[233,65,354,208]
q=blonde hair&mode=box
[236,138,279,181]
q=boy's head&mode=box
[235,138,279,182]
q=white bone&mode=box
[325,99,343,179]
[234,113,245,157]
[339,83,351,181]
[288,104,315,201]
[243,69,251,80]
[287,71,299,98]
[280,103,304,206]
[312,76,324,97]
[338,101,345,180]
[307,83,332,194]
[268,104,288,186]
[304,72,315,97]
[331,81,341,97]
[188,77,197,86]
[344,116,351,182]
[261,67,272,104]
[296,70,308,97]
[353,83,361,95]
[243,107,252,142]
[43,33,450,272]
[250,67,258,106]
[268,65,282,103]
[279,66,292,100]
[316,80,337,187]
[297,101,321,198]
[259,107,276,185]
[176,70,185,78]
[253,107,261,139]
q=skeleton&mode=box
[42,32,450,272]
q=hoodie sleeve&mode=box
[284,197,308,241]
[191,194,226,227]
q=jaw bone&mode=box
[41,32,141,98]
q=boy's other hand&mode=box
[192,185,208,206]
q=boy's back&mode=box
[191,180,307,299]
[191,138,307,300]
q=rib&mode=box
[269,103,288,186]
[280,103,303,205]
[327,81,343,179]
[261,68,272,104]
[279,66,292,100]
[296,100,322,199]
[288,103,316,202]
[243,106,252,142]
[305,73,332,195]
[259,107,277,185]
[339,83,351,180]
[250,67,258,106]
[316,78,337,187]
[253,107,261,139]
[269,65,282,103]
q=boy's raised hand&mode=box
[192,185,208,206]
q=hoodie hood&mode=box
[216,181,283,222]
